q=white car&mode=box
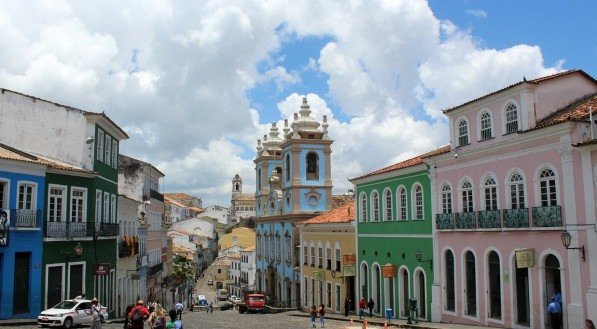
[38,297,108,328]
[231,297,242,304]
[228,295,237,302]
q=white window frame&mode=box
[397,186,407,220]
[412,184,424,220]
[457,117,470,146]
[112,141,118,168]
[95,190,102,222]
[103,192,110,222]
[97,129,104,162]
[481,174,499,211]
[459,178,474,213]
[104,134,112,164]
[536,166,559,207]
[110,194,116,223]
[0,179,9,210]
[505,170,527,209]
[503,101,520,134]
[441,183,453,214]
[17,181,37,210]
[383,188,392,221]
[359,192,368,222]
[370,190,380,222]
[48,184,67,222]
[477,109,493,141]
[70,187,87,222]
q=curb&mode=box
[288,312,439,329]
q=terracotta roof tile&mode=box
[163,193,198,200]
[0,143,95,174]
[301,202,355,225]
[443,70,596,114]
[533,92,597,129]
[332,195,354,209]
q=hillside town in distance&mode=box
[1,69,597,329]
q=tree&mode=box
[172,255,195,286]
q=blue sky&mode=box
[0,1,595,206]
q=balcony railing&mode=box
[477,210,501,229]
[45,220,119,238]
[148,263,164,276]
[437,205,563,231]
[150,189,164,202]
[436,213,454,230]
[9,209,42,229]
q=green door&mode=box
[13,252,30,314]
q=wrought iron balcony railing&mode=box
[477,210,501,229]
[532,205,562,227]
[9,209,42,229]
[436,213,454,230]
[455,212,476,229]
[148,263,164,276]
[45,220,119,238]
[100,222,119,236]
[503,208,529,228]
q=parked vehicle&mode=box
[207,279,213,286]
[220,302,234,311]
[237,293,266,314]
[231,296,242,304]
[217,289,228,301]
[37,296,108,328]
[196,295,208,308]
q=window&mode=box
[488,251,501,319]
[465,251,476,316]
[335,284,341,312]
[371,191,380,221]
[285,234,291,263]
[112,141,118,168]
[397,187,407,220]
[461,181,474,212]
[539,168,557,206]
[445,250,455,311]
[326,282,332,308]
[257,169,261,190]
[441,184,452,213]
[285,155,290,181]
[326,247,332,270]
[360,193,367,222]
[413,185,423,220]
[70,188,86,222]
[310,246,315,266]
[484,177,498,210]
[48,186,66,222]
[103,192,109,222]
[97,129,104,162]
[303,245,308,265]
[306,152,319,180]
[276,235,281,262]
[458,119,469,146]
[335,248,341,271]
[104,134,112,164]
[505,103,519,134]
[18,183,35,210]
[384,189,392,221]
[0,181,6,209]
[509,173,525,209]
[95,190,102,222]
[318,247,323,268]
[111,194,116,222]
[257,235,262,258]
[480,112,492,140]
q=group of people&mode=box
[309,304,326,328]
[358,297,375,319]
[124,300,183,329]
[547,289,595,329]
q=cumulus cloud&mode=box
[0,0,563,206]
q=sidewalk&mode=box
[287,310,492,329]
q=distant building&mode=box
[230,174,255,223]
[201,205,229,226]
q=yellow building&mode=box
[298,201,356,314]
[219,227,255,251]
[211,256,232,290]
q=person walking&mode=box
[367,298,375,318]
[128,300,150,329]
[343,297,350,317]
[318,304,326,328]
[358,297,366,319]
[309,305,318,328]
[123,304,134,329]
[166,310,183,329]
[90,298,103,329]
[547,297,562,329]
[586,319,596,329]
[174,301,184,320]
[147,304,166,329]
[208,302,213,313]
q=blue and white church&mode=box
[254,97,333,307]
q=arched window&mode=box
[397,187,407,220]
[480,112,492,140]
[257,168,262,190]
[285,154,290,181]
[458,119,469,146]
[360,193,368,222]
[413,184,424,220]
[441,184,452,213]
[488,251,501,319]
[306,152,319,180]
[539,168,557,206]
[465,251,477,316]
[235,183,240,191]
[509,173,525,209]
[461,181,474,212]
[505,103,519,133]
[384,189,393,221]
[371,191,380,222]
[484,177,498,210]
[445,250,455,311]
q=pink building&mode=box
[424,70,597,329]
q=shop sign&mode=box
[343,253,356,266]
[382,264,396,278]
[94,264,111,276]
[313,271,325,280]
[343,265,356,277]
[515,248,535,268]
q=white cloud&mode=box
[466,9,487,18]
[0,1,563,206]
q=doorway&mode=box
[417,271,426,319]
[47,265,63,309]
[373,265,380,313]
[515,265,530,326]
[399,268,409,317]
[544,254,561,328]
[360,263,368,299]
[13,252,30,314]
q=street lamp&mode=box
[415,249,433,269]
[62,242,84,299]
[330,270,344,283]
[560,230,585,261]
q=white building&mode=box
[201,205,229,226]
[240,246,256,294]
[171,217,215,239]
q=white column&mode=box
[582,150,597,322]
[429,166,442,322]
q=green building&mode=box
[349,148,443,321]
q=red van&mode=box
[238,293,266,314]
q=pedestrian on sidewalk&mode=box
[208,302,214,313]
[367,298,374,318]
[547,297,561,329]
[166,310,183,329]
[343,297,350,317]
[358,297,366,319]
[318,304,325,328]
[128,300,150,329]
[147,304,166,329]
[309,306,318,328]
[174,302,184,320]
[123,304,134,329]
[90,297,103,329]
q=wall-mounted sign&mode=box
[0,210,9,247]
[515,248,535,268]
[313,271,325,281]
[343,254,356,266]
[94,264,111,276]
[382,264,396,278]
[343,265,356,277]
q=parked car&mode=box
[228,295,237,302]
[220,302,234,311]
[231,296,242,304]
[38,296,108,328]
[207,279,213,286]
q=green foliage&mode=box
[172,255,194,286]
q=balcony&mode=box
[9,209,42,229]
[148,263,164,276]
[436,205,563,232]
[45,221,119,238]
[150,189,164,202]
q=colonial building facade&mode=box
[255,98,333,307]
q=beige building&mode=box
[298,201,356,314]
[211,257,232,290]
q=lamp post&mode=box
[62,242,84,299]
[330,269,344,283]
[415,249,433,269]
[560,230,585,261]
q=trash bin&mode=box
[385,308,394,322]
